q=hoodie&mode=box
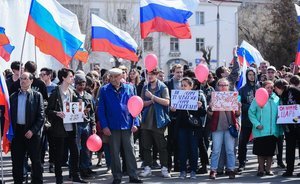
[238,68,259,128]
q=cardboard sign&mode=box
[63,102,84,123]
[277,105,300,124]
[171,90,199,110]
[211,91,239,111]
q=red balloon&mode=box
[128,96,144,117]
[255,88,269,108]
[195,64,209,83]
[86,134,102,152]
[144,54,158,72]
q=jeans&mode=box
[210,130,236,171]
[238,127,252,166]
[76,123,91,170]
[178,128,199,172]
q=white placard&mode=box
[63,102,84,123]
[171,90,199,110]
[277,105,300,124]
[211,91,239,111]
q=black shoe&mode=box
[238,164,245,172]
[49,164,54,173]
[80,170,93,179]
[129,177,143,183]
[112,179,121,184]
[257,171,264,177]
[196,167,208,174]
[56,177,63,184]
[216,171,224,176]
[87,168,97,175]
[73,175,88,183]
[265,171,274,176]
[278,162,286,169]
[282,171,293,177]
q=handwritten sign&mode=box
[277,105,300,124]
[171,90,199,110]
[211,91,238,111]
[63,102,84,123]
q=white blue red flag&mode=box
[237,40,264,67]
[26,0,84,66]
[140,0,199,39]
[91,14,138,62]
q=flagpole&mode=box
[19,31,28,74]
[293,64,296,74]
[0,112,4,184]
[20,0,34,75]
[141,38,148,84]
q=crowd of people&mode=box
[1,47,300,184]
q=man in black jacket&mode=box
[10,72,45,184]
[238,68,259,171]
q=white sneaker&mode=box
[140,166,152,177]
[161,167,171,178]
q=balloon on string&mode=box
[255,88,269,108]
[194,64,209,83]
[86,134,102,152]
[144,54,158,72]
[128,96,144,118]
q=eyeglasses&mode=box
[20,77,29,81]
[39,73,47,76]
[218,84,229,87]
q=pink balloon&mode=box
[87,134,102,152]
[195,64,209,83]
[255,88,269,108]
[128,96,144,118]
[144,54,158,72]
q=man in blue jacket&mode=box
[98,68,142,184]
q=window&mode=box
[90,8,100,16]
[170,38,179,52]
[195,11,204,25]
[144,37,153,51]
[196,38,205,51]
[117,9,127,24]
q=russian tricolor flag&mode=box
[26,0,84,66]
[237,41,264,89]
[295,4,300,65]
[140,0,199,39]
[0,27,15,62]
[0,69,12,154]
[91,14,138,62]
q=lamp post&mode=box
[208,0,224,68]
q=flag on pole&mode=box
[237,48,248,89]
[26,0,84,66]
[0,69,12,154]
[0,27,15,62]
[91,14,138,62]
[238,40,264,66]
[294,4,300,65]
[140,0,199,39]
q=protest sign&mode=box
[277,105,300,124]
[63,102,84,123]
[171,90,199,110]
[211,91,239,111]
